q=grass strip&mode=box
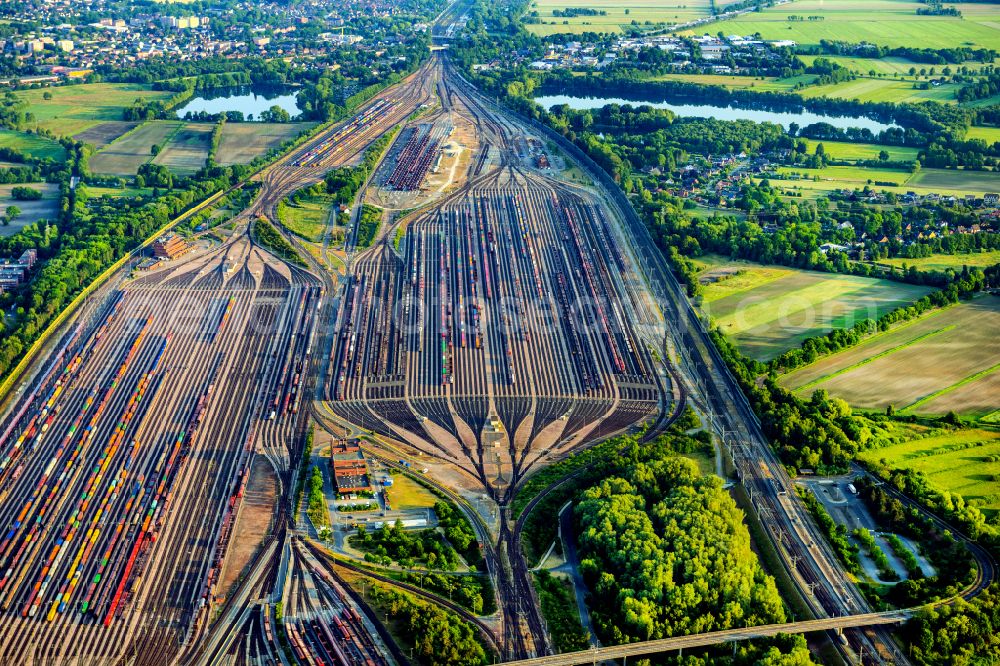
[793,325,956,392]
[901,361,1000,414]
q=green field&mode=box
[152,122,212,174]
[800,139,918,162]
[278,193,335,242]
[798,54,996,77]
[781,297,1000,415]
[858,426,1000,515]
[15,83,173,137]
[0,129,67,162]
[799,77,960,104]
[770,165,1000,196]
[527,0,710,35]
[88,121,184,176]
[965,125,1000,145]
[385,474,438,510]
[649,73,808,92]
[880,250,1000,273]
[690,0,1000,50]
[84,185,155,199]
[697,257,931,361]
[909,168,1000,192]
[215,122,313,166]
[964,93,1000,108]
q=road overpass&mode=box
[499,611,910,666]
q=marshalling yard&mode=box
[0,241,320,664]
[0,35,954,666]
[0,47,672,663]
[0,61,436,665]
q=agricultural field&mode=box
[858,426,1000,515]
[278,192,335,242]
[880,250,1000,273]
[769,165,1000,197]
[781,296,1000,415]
[0,183,60,235]
[15,83,173,137]
[909,168,1000,192]
[152,122,213,174]
[649,73,808,91]
[88,121,183,176]
[73,122,140,150]
[965,125,1000,145]
[964,93,1000,108]
[691,0,1000,50]
[798,54,997,77]
[527,0,710,35]
[799,139,918,162]
[798,77,961,104]
[215,122,314,166]
[696,255,932,361]
[0,129,66,162]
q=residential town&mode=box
[0,0,428,83]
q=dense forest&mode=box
[575,456,786,642]
[367,584,488,666]
[900,586,1000,664]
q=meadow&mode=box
[858,425,1000,515]
[799,139,918,162]
[798,77,961,104]
[696,256,931,361]
[15,83,173,138]
[691,0,1000,50]
[385,474,438,510]
[88,121,183,176]
[527,0,710,35]
[84,185,155,199]
[215,123,313,166]
[770,165,1000,197]
[649,73,807,92]
[880,250,1000,273]
[278,192,335,242]
[781,297,1000,415]
[965,125,1000,145]
[798,54,996,77]
[0,129,66,162]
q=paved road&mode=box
[557,502,597,646]
[499,611,909,666]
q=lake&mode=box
[533,94,898,133]
[175,85,301,120]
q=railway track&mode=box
[0,240,319,663]
[318,55,677,662]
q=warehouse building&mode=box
[151,234,190,260]
[330,439,372,495]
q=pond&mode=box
[533,94,899,134]
[175,85,301,120]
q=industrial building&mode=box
[151,234,190,260]
[329,439,372,495]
